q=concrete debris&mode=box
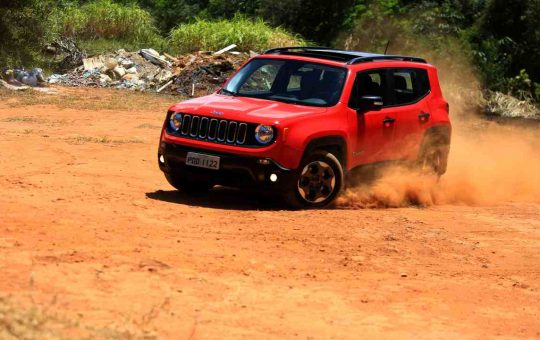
[105,58,118,70]
[45,47,249,96]
[113,66,126,78]
[125,66,137,74]
[99,74,112,86]
[83,56,105,71]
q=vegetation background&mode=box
[0,0,538,106]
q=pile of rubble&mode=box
[47,46,250,96]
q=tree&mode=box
[478,0,539,83]
[257,0,359,44]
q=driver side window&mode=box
[349,70,388,109]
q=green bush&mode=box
[168,15,305,53]
[0,1,56,67]
[50,0,162,46]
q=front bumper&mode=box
[158,142,297,191]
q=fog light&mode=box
[257,158,271,165]
[269,173,278,182]
[159,154,165,164]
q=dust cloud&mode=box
[337,126,540,208]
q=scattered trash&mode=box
[0,79,30,91]
[157,80,173,93]
[2,45,249,97]
[44,46,249,96]
[214,44,237,55]
[1,67,47,91]
[170,51,247,97]
[47,74,64,84]
[48,38,87,72]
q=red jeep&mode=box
[158,47,451,208]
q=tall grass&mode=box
[50,0,162,47]
[169,15,306,53]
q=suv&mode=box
[157,47,451,208]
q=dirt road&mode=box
[1,88,539,339]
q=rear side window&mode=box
[390,68,430,105]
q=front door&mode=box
[349,69,398,165]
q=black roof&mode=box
[263,47,426,64]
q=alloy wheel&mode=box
[297,161,336,204]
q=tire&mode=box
[164,172,214,194]
[417,132,450,176]
[283,151,344,209]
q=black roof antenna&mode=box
[384,40,390,55]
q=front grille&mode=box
[168,113,257,146]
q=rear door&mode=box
[386,68,431,160]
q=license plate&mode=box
[185,152,220,170]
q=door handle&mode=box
[383,117,395,127]
[418,112,430,123]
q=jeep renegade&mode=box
[158,47,451,208]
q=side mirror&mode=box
[357,96,383,112]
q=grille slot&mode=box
[174,114,250,146]
[217,120,227,142]
[198,117,209,138]
[181,115,191,135]
[226,121,237,143]
[190,116,200,137]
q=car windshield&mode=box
[222,58,347,107]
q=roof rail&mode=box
[262,47,427,64]
[263,46,335,54]
[347,55,427,64]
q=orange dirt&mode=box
[1,87,539,338]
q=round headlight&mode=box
[255,124,274,144]
[169,113,182,131]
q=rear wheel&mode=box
[284,151,344,209]
[164,173,214,194]
[417,133,450,176]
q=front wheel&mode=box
[164,173,214,194]
[283,151,344,209]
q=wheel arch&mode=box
[423,124,451,145]
[302,135,348,170]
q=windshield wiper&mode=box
[268,96,300,105]
[220,88,237,96]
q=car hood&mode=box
[169,93,328,123]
